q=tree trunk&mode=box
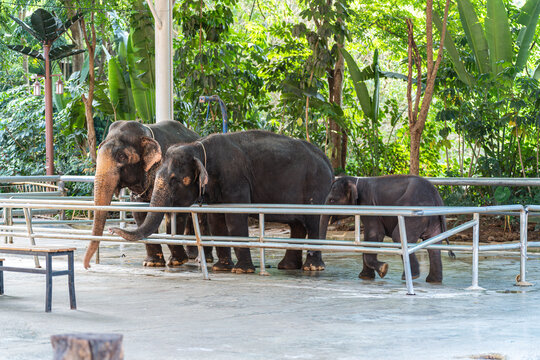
[51,333,123,360]
[64,0,84,74]
[406,0,450,176]
[81,14,97,164]
[327,49,345,171]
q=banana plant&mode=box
[107,0,155,123]
[340,48,408,175]
[434,0,540,82]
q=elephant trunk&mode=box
[84,150,120,269]
[319,214,331,241]
[110,176,170,242]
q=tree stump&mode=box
[51,333,124,360]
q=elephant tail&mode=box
[440,215,456,259]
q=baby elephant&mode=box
[320,175,449,283]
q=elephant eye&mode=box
[117,153,127,163]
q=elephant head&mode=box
[84,122,162,269]
[110,145,208,241]
[319,177,358,241]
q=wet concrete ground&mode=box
[1,232,540,359]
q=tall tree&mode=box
[294,0,350,171]
[406,0,450,175]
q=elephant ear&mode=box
[141,136,162,171]
[194,158,208,196]
[348,180,359,204]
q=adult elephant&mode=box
[83,120,211,269]
[320,175,450,283]
[110,130,334,273]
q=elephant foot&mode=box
[167,255,188,268]
[377,263,389,278]
[277,258,302,270]
[212,260,234,272]
[143,254,166,267]
[401,271,420,280]
[425,273,442,283]
[205,253,214,263]
[232,261,256,274]
[359,267,376,280]
[186,245,199,260]
[302,259,325,271]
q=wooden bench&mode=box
[0,246,76,312]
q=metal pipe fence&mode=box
[0,197,532,295]
[1,176,539,294]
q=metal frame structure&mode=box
[0,197,532,295]
[1,175,539,295]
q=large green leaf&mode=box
[433,12,475,87]
[8,15,43,42]
[534,63,540,80]
[49,45,85,61]
[6,45,44,60]
[515,0,540,72]
[108,57,136,120]
[457,0,491,75]
[340,47,373,118]
[31,9,60,42]
[127,32,155,123]
[485,0,513,75]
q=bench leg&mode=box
[68,252,76,310]
[45,253,52,312]
[0,260,3,295]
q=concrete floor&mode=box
[1,233,540,360]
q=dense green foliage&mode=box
[0,0,538,205]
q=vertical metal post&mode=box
[259,213,269,276]
[23,207,41,269]
[2,207,7,244]
[67,251,76,309]
[152,0,173,122]
[466,213,484,290]
[45,253,52,312]
[517,207,533,286]
[398,216,414,295]
[58,179,65,220]
[354,215,361,245]
[171,213,177,235]
[0,258,3,295]
[6,207,13,244]
[119,188,127,229]
[191,212,209,280]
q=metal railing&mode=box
[1,175,539,295]
[0,197,532,295]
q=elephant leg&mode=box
[164,214,189,267]
[362,224,388,278]
[208,213,234,272]
[278,223,305,270]
[391,225,421,280]
[302,216,325,271]
[225,213,255,274]
[135,211,165,267]
[425,248,443,283]
[358,260,376,280]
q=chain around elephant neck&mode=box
[142,124,155,139]
[197,141,207,168]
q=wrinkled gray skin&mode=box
[84,120,212,269]
[110,130,334,273]
[320,175,446,283]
